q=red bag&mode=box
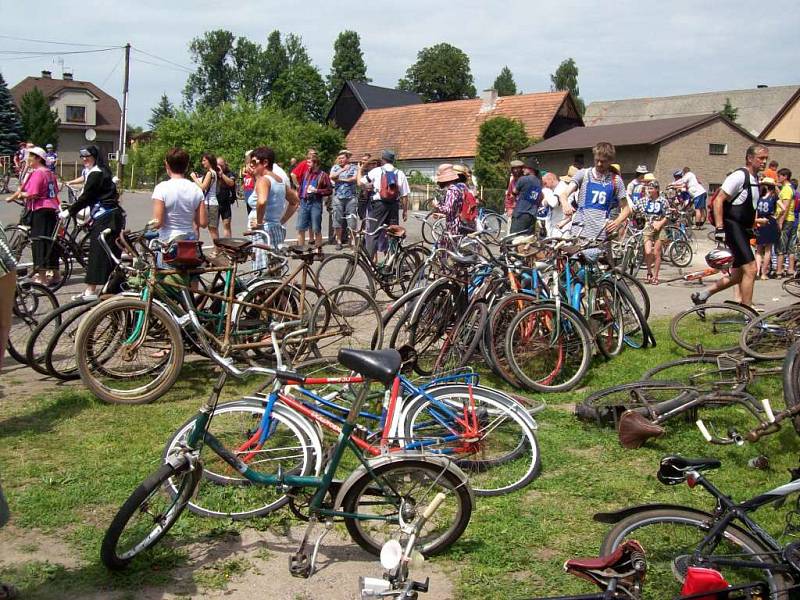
[459,186,478,224]
[164,240,205,268]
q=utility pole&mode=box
[116,43,130,183]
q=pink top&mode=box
[22,167,60,211]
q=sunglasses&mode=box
[79,149,92,158]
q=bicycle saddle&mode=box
[337,348,401,387]
[387,225,406,237]
[618,410,665,449]
[450,253,481,266]
[288,245,319,258]
[564,540,646,592]
[658,455,721,485]
[214,238,252,253]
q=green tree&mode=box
[493,66,517,96]
[264,30,289,99]
[327,30,370,98]
[473,116,529,189]
[148,93,175,130]
[183,29,237,108]
[398,43,476,102]
[231,37,267,102]
[19,88,59,148]
[0,72,23,156]
[550,58,585,115]
[270,34,327,121]
[720,97,739,123]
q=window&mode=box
[66,105,86,123]
[573,153,585,167]
[709,143,728,155]
[708,183,721,194]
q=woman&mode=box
[191,153,220,239]
[755,177,779,280]
[151,147,207,245]
[434,163,463,244]
[241,150,256,219]
[61,146,123,300]
[250,147,298,270]
[641,180,668,285]
[7,147,60,285]
[296,155,331,248]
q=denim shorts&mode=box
[333,196,357,228]
[693,193,708,210]
[297,198,323,233]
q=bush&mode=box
[473,117,530,189]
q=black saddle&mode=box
[288,245,319,260]
[337,348,402,387]
[451,253,481,266]
[658,455,721,485]
[214,237,252,254]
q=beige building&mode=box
[761,88,800,143]
[11,70,121,168]
[520,114,800,191]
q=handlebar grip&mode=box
[422,492,447,520]
[102,228,112,237]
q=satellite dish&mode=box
[85,128,97,142]
[379,539,403,570]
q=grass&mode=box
[0,318,798,599]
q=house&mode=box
[760,87,800,143]
[519,113,800,191]
[345,89,583,178]
[11,70,121,165]
[326,81,423,135]
[585,85,800,139]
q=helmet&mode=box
[45,143,53,149]
[705,248,734,270]
[673,169,683,178]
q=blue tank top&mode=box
[264,173,286,223]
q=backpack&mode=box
[709,168,750,227]
[379,168,400,201]
[459,185,478,224]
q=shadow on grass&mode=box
[0,392,93,440]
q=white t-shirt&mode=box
[204,170,218,206]
[543,185,566,238]
[678,172,706,198]
[362,164,410,201]
[721,169,760,208]
[153,178,205,241]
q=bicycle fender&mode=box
[593,504,712,524]
[117,292,177,320]
[332,453,473,511]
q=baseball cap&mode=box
[381,149,396,163]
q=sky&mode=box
[2,0,799,127]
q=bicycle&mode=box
[596,455,800,598]
[670,303,758,356]
[6,268,60,365]
[100,321,474,577]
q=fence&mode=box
[407,184,506,214]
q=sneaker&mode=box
[691,292,707,307]
[71,292,99,302]
[335,243,343,251]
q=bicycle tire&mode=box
[615,280,653,350]
[45,302,98,380]
[341,458,473,557]
[306,285,384,359]
[782,277,800,299]
[577,381,698,428]
[162,401,321,519]
[600,507,790,598]
[432,301,488,375]
[670,303,757,355]
[668,239,693,268]
[75,297,185,405]
[642,355,747,392]
[384,249,419,300]
[24,296,80,375]
[100,459,201,570]
[406,279,463,376]
[505,301,593,393]
[400,386,540,496]
[590,280,626,358]
[315,253,375,298]
[7,281,59,365]
[480,212,505,242]
[739,304,800,361]
[782,340,800,435]
[615,271,651,320]
[485,293,537,387]
[381,286,424,352]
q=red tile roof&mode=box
[11,76,121,133]
[346,91,572,160]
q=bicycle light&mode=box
[359,576,391,599]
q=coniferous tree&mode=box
[0,72,23,156]
[493,66,517,96]
[19,87,59,148]
[148,93,175,130]
[550,58,585,115]
[327,30,370,98]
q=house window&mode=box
[709,143,728,155]
[708,183,721,193]
[573,153,585,167]
[66,105,86,123]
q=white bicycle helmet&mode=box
[705,248,734,269]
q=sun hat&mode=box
[635,165,648,174]
[28,146,47,161]
[452,164,469,175]
[610,163,621,174]
[436,163,460,184]
[338,149,351,157]
[642,173,656,182]
[510,160,524,168]
[761,176,777,186]
[559,165,579,182]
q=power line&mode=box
[131,47,193,73]
[0,47,121,56]
[131,57,192,74]
[100,54,124,87]
[0,34,115,48]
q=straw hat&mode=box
[642,172,656,182]
[635,164,648,174]
[510,160,524,168]
[436,163,460,184]
[559,165,579,182]
[761,176,777,186]
[610,163,621,174]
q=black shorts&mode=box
[510,213,534,235]
[723,219,755,268]
[218,198,232,221]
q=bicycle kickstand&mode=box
[288,517,333,578]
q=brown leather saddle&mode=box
[618,410,666,449]
[564,539,647,593]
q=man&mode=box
[297,155,332,248]
[44,144,58,174]
[775,167,796,277]
[626,165,648,212]
[559,142,630,243]
[510,160,542,235]
[670,167,708,228]
[691,143,768,308]
[504,160,524,221]
[539,172,566,238]
[330,150,358,249]
[356,153,374,220]
[291,148,317,188]
[361,149,410,258]
[216,157,236,238]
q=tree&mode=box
[0,72,23,156]
[183,29,237,108]
[493,66,517,96]
[264,30,289,99]
[473,117,530,189]
[327,30,370,98]
[148,93,175,130]
[231,37,267,102]
[398,43,476,102]
[550,58,585,115]
[720,97,739,123]
[19,88,59,148]
[270,34,328,121]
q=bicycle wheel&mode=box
[615,271,651,320]
[782,277,800,299]
[485,293,537,386]
[740,305,800,361]
[45,302,98,380]
[3,225,31,267]
[576,381,698,428]
[600,508,789,599]
[400,386,540,496]
[7,281,59,365]
[163,401,321,519]
[307,285,383,359]
[433,301,488,375]
[670,303,757,355]
[100,459,201,570]
[75,297,185,405]
[315,253,375,297]
[480,212,505,242]
[505,302,593,393]
[783,340,800,435]
[384,249,420,300]
[615,281,651,350]
[642,355,747,392]
[341,458,473,557]
[591,280,627,357]
[24,297,77,375]
[420,214,440,245]
[405,280,462,376]
[668,239,693,268]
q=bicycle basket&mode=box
[163,240,205,268]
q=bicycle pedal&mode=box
[288,552,312,578]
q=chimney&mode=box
[63,72,73,81]
[41,70,52,79]
[756,84,768,89]
[479,88,498,113]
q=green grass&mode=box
[0,319,798,599]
